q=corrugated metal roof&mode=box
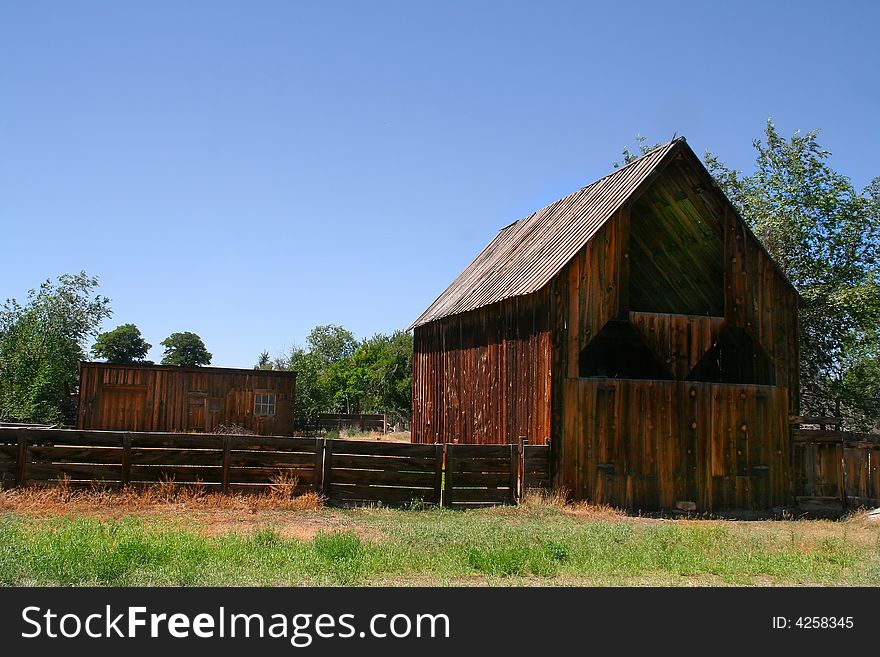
[410,139,683,328]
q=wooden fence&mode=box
[0,428,321,495]
[0,428,550,508]
[791,417,879,512]
[324,440,443,506]
[445,444,519,508]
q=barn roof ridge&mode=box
[408,138,685,329]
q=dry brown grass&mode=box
[0,480,325,517]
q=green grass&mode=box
[1,505,878,586]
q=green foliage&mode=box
[267,325,413,429]
[254,350,272,370]
[706,121,880,429]
[160,331,212,367]
[274,346,327,428]
[614,134,665,168]
[0,272,111,423]
[306,324,357,365]
[91,323,151,363]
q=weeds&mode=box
[0,479,324,514]
[1,491,878,586]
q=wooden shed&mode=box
[77,362,297,436]
[410,138,800,512]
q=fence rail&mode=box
[0,428,550,508]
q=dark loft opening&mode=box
[687,326,776,385]
[579,321,673,379]
[628,171,725,316]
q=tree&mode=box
[91,323,151,363]
[306,325,357,365]
[356,330,413,422]
[614,134,665,168]
[160,332,212,367]
[706,121,880,429]
[0,272,112,423]
[267,325,414,429]
[254,350,272,370]
[274,345,328,428]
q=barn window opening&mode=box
[254,393,276,416]
[686,326,776,385]
[579,321,673,380]
[628,176,725,316]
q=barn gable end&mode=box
[411,138,800,512]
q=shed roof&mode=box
[410,139,682,328]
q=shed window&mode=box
[254,393,276,416]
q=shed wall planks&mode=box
[411,290,552,446]
[77,363,297,436]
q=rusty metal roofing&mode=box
[410,138,683,328]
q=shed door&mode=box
[187,397,207,432]
[100,386,148,431]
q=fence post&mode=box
[322,439,333,498]
[314,437,325,492]
[509,443,519,505]
[15,429,27,487]
[443,443,454,508]
[121,432,132,487]
[221,435,231,494]
[518,436,527,498]
[433,443,444,506]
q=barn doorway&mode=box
[627,169,725,316]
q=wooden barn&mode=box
[77,362,297,436]
[410,137,800,512]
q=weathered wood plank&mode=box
[227,451,319,468]
[130,448,223,466]
[447,471,511,487]
[25,463,122,482]
[329,468,436,486]
[447,445,512,458]
[328,484,437,504]
[130,434,225,450]
[227,467,317,484]
[27,446,124,465]
[227,436,322,452]
[329,454,437,472]
[446,457,513,473]
[327,440,438,457]
[128,465,223,483]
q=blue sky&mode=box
[2,1,877,367]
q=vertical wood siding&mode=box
[77,364,297,436]
[411,290,552,445]
[559,378,789,511]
